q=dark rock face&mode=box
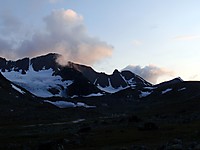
[31,53,61,71]
[68,62,128,88]
[110,69,127,88]
[0,57,30,72]
[0,58,6,71]
[121,70,135,80]
[15,58,29,71]
[55,67,101,96]
[121,70,152,87]
[67,62,152,90]
[67,61,97,83]
[95,73,109,88]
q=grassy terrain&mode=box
[0,112,200,150]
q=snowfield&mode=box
[11,84,26,94]
[2,65,73,98]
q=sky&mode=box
[0,0,200,84]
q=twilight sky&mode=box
[0,0,200,83]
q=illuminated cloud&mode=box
[123,65,174,84]
[0,9,113,65]
[173,35,200,41]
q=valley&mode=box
[0,53,200,149]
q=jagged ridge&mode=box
[0,53,152,98]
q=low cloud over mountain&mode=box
[123,65,174,84]
[0,9,113,65]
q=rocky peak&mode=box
[0,57,29,73]
[155,77,183,87]
[30,53,61,71]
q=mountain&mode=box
[67,61,152,93]
[0,53,193,101]
[141,79,200,100]
[154,77,183,87]
[0,53,152,98]
[0,53,102,98]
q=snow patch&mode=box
[143,87,156,90]
[139,91,152,98]
[97,78,128,93]
[71,95,79,98]
[44,100,76,108]
[178,87,186,91]
[83,93,104,97]
[120,74,136,88]
[44,100,96,108]
[72,119,85,124]
[93,78,98,85]
[162,88,172,94]
[71,93,103,98]
[11,84,26,94]
[76,102,96,108]
[127,78,137,87]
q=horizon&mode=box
[0,1,200,83]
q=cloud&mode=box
[188,74,199,80]
[0,12,22,36]
[123,65,174,84]
[0,9,113,65]
[173,35,200,41]
[132,40,143,46]
[0,38,12,54]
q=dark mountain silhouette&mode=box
[0,53,152,97]
[67,61,152,93]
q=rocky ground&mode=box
[0,111,200,150]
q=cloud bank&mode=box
[173,35,200,41]
[123,65,174,84]
[0,9,113,65]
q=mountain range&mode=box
[1,53,200,149]
[2,53,200,106]
[0,53,153,98]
